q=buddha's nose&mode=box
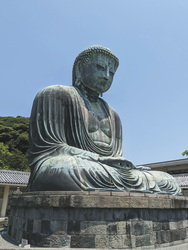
[103,69,110,80]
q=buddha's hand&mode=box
[98,156,135,169]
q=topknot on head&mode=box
[72,45,119,85]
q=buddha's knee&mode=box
[31,155,81,191]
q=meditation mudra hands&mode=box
[99,156,134,169]
[98,156,151,170]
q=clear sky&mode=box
[0,0,188,165]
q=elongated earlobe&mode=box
[74,62,82,87]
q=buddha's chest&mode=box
[81,100,112,145]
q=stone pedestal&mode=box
[8,191,188,248]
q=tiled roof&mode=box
[0,170,30,185]
[173,173,188,187]
[141,158,188,168]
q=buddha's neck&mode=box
[78,85,99,102]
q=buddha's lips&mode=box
[98,80,110,86]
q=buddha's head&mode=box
[73,45,119,95]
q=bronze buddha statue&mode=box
[27,45,181,195]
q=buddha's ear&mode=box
[75,61,82,79]
[74,61,82,86]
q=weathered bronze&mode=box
[27,45,181,195]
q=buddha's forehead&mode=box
[88,53,116,66]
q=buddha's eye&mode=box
[96,64,105,71]
[110,71,115,76]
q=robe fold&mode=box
[27,85,182,195]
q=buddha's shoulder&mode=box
[36,85,76,99]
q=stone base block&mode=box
[7,191,188,248]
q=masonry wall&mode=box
[8,191,188,249]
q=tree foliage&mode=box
[0,142,12,170]
[182,150,188,157]
[0,116,30,171]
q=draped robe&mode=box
[27,85,182,195]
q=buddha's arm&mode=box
[57,144,99,161]
[29,85,101,164]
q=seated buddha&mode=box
[27,45,181,195]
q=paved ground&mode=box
[1,230,188,250]
[0,230,19,248]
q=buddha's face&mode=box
[79,53,116,94]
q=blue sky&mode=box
[0,0,188,165]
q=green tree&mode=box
[182,150,188,157]
[0,116,30,171]
[14,132,29,154]
[0,142,13,169]
[9,149,30,171]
